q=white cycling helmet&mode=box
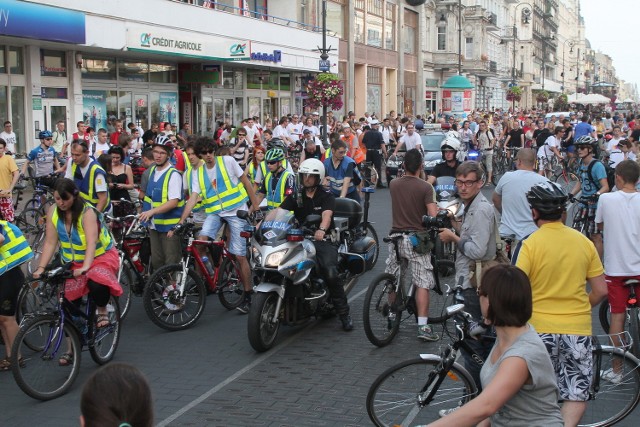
[441,136,461,152]
[298,158,325,186]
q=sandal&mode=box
[59,353,73,366]
[0,356,27,371]
[96,314,110,329]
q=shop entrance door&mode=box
[42,100,69,134]
[201,95,236,136]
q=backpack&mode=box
[586,159,615,191]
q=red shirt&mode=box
[173,149,186,172]
[72,132,91,143]
[110,130,123,146]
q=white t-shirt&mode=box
[400,132,422,151]
[609,150,637,168]
[287,122,303,141]
[380,126,392,144]
[607,138,622,152]
[537,135,559,159]
[302,125,319,136]
[273,125,290,140]
[93,141,111,158]
[190,156,247,217]
[64,162,109,193]
[595,191,640,276]
[0,131,16,154]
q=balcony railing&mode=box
[171,0,324,33]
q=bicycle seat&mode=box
[624,279,640,286]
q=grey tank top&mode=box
[480,325,564,427]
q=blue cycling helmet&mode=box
[38,130,53,139]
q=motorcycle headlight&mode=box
[265,249,288,268]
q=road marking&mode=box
[157,286,369,426]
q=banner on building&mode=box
[82,90,108,132]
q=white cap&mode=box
[312,111,319,115]
[370,119,380,125]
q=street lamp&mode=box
[511,3,532,87]
[561,39,575,93]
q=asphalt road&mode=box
[0,185,636,426]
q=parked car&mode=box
[385,130,447,183]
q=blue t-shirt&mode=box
[27,146,56,177]
[574,122,593,140]
[579,159,606,197]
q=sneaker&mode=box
[417,325,439,342]
[601,368,623,384]
[236,299,251,314]
[339,314,354,331]
[469,321,488,338]
[438,407,460,418]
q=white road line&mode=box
[156,286,369,426]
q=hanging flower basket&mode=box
[536,90,550,103]
[506,86,522,102]
[305,73,344,111]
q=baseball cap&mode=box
[303,129,312,135]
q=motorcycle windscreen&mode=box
[256,208,296,246]
[434,176,458,202]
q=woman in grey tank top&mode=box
[428,265,563,427]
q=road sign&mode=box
[508,82,516,88]
[319,60,331,72]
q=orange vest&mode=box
[342,134,365,164]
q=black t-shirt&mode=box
[430,160,459,179]
[280,188,335,227]
[563,125,574,146]
[507,129,524,147]
[303,145,322,160]
[631,129,640,142]
[362,130,385,150]
[533,128,551,147]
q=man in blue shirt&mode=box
[573,115,597,140]
[323,139,361,203]
[21,130,62,190]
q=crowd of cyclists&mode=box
[0,105,639,425]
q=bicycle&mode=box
[21,174,57,214]
[570,195,599,238]
[598,279,640,357]
[11,263,121,401]
[366,302,640,427]
[362,223,456,347]
[553,152,580,195]
[142,221,243,331]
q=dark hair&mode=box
[330,139,348,151]
[53,178,84,227]
[97,153,112,175]
[263,129,273,136]
[480,264,532,327]
[554,126,564,135]
[0,138,6,148]
[3,120,10,126]
[404,148,423,174]
[456,161,485,182]
[81,363,153,427]
[195,136,216,155]
[616,159,640,185]
[108,145,125,158]
[142,146,154,161]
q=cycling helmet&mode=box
[526,181,568,214]
[265,148,285,162]
[267,137,288,152]
[574,135,598,147]
[153,134,174,153]
[38,130,53,139]
[441,136,461,152]
[605,134,613,141]
[298,158,325,187]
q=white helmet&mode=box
[441,136,461,152]
[298,158,325,185]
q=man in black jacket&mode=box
[362,120,387,188]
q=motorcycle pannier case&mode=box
[334,198,363,228]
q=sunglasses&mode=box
[267,160,279,165]
[237,134,246,137]
[201,149,215,155]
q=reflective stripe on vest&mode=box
[71,161,111,212]
[51,204,113,263]
[142,165,185,232]
[197,156,248,214]
[185,163,204,212]
[0,220,33,275]
[324,157,357,195]
[264,170,293,209]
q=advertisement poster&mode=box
[159,92,178,125]
[82,90,107,131]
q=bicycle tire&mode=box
[630,308,640,357]
[26,229,46,274]
[89,296,121,365]
[579,348,640,427]
[11,315,82,401]
[363,273,402,347]
[16,208,44,237]
[553,171,579,196]
[598,298,611,333]
[428,260,456,324]
[117,258,135,319]
[366,223,381,269]
[367,357,478,427]
[217,257,244,310]
[143,264,207,331]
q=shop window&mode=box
[9,46,23,75]
[234,71,244,89]
[385,3,396,50]
[10,86,24,152]
[150,64,177,83]
[41,50,66,77]
[223,70,235,89]
[150,92,160,127]
[248,97,261,119]
[81,57,117,80]
[105,90,118,133]
[119,62,149,82]
[279,73,290,91]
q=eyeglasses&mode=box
[267,160,279,165]
[576,146,589,150]
[200,149,215,155]
[237,134,246,137]
[454,179,480,188]
[152,150,168,156]
[407,127,415,130]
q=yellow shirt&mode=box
[514,222,603,336]
[0,154,18,198]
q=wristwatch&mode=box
[319,226,327,232]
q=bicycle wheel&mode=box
[117,258,135,319]
[143,265,207,331]
[89,296,121,365]
[630,308,640,357]
[598,298,611,333]
[367,357,478,427]
[26,229,46,274]
[363,273,402,347]
[428,260,456,324]
[366,223,381,269]
[16,208,44,237]
[11,315,82,401]
[579,348,640,427]
[554,171,579,195]
[217,257,244,310]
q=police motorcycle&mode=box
[239,161,378,352]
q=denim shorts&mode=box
[201,214,246,256]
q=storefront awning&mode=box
[531,80,563,93]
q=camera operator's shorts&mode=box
[384,233,435,290]
[539,333,592,401]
